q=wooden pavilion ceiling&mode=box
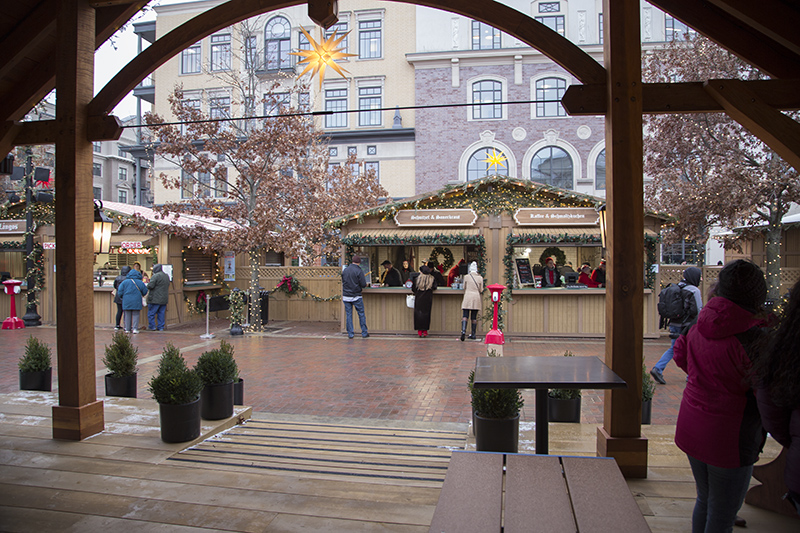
[0,0,799,160]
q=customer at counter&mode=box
[112,266,131,330]
[591,259,606,287]
[412,265,437,337]
[424,261,446,288]
[578,264,601,288]
[541,257,562,288]
[379,260,402,287]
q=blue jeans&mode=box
[654,324,681,372]
[344,298,368,338]
[147,303,166,330]
[688,455,753,533]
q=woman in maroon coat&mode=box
[673,260,768,532]
[756,279,800,516]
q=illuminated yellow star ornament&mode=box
[482,149,508,172]
[291,27,357,87]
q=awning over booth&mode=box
[343,227,482,246]
[347,228,480,239]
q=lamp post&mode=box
[22,148,41,327]
[485,283,506,348]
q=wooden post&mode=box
[52,0,104,440]
[596,0,648,477]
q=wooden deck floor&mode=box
[0,392,798,532]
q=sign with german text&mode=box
[120,241,143,249]
[43,242,56,249]
[394,209,477,227]
[0,220,25,234]
[513,208,599,226]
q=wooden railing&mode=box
[658,265,799,302]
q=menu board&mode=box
[515,258,534,285]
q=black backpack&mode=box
[657,282,696,329]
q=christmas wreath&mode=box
[428,246,455,272]
[275,275,300,296]
[538,246,567,267]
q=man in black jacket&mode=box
[342,256,369,339]
[379,260,402,287]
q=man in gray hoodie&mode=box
[147,264,170,331]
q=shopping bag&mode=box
[406,294,415,308]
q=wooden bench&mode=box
[429,451,650,533]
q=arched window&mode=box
[467,146,510,181]
[265,16,291,71]
[530,146,573,189]
[595,149,606,190]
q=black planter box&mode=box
[159,398,201,443]
[105,373,137,398]
[233,378,244,405]
[474,413,519,453]
[548,397,581,423]
[201,381,234,420]
[642,399,652,425]
[19,368,52,391]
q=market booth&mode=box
[331,176,663,338]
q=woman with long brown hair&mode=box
[412,265,437,337]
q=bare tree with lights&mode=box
[143,77,385,327]
[643,36,800,299]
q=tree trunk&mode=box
[764,225,782,301]
[248,248,262,331]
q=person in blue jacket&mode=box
[117,266,148,334]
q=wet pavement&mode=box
[2,319,685,425]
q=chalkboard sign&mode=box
[515,258,534,285]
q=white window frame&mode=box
[467,75,507,122]
[265,15,292,71]
[587,141,606,191]
[355,10,384,60]
[324,80,349,129]
[530,72,571,119]
[181,42,202,74]
[356,76,384,127]
[118,167,127,181]
[118,189,127,204]
[210,32,231,71]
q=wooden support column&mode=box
[596,0,648,478]
[52,0,104,440]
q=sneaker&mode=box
[348,334,354,339]
[362,333,370,338]
[650,368,666,385]
[132,329,139,334]
[114,325,122,330]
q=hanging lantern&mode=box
[597,204,607,252]
[93,199,113,254]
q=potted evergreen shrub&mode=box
[195,341,239,420]
[148,342,204,443]
[548,350,581,423]
[102,330,139,397]
[642,362,655,425]
[470,349,524,453]
[19,336,52,391]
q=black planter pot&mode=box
[642,399,653,425]
[19,368,52,391]
[105,373,137,398]
[159,398,201,443]
[233,378,244,405]
[548,397,581,423]
[230,324,244,336]
[200,381,234,420]
[474,413,520,453]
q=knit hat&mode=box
[716,260,766,313]
[682,267,701,287]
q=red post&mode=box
[484,283,505,345]
[2,279,25,329]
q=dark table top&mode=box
[473,355,627,390]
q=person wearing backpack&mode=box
[650,266,702,385]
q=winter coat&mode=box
[117,269,148,311]
[673,296,766,468]
[757,390,800,494]
[541,266,562,287]
[412,273,437,331]
[578,271,599,288]
[147,264,170,306]
[342,263,367,298]
[461,272,483,310]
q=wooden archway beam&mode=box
[648,0,800,79]
[563,79,800,115]
[705,0,800,56]
[89,0,607,117]
[0,0,58,82]
[703,79,800,171]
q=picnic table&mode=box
[472,355,626,454]
[429,451,650,532]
